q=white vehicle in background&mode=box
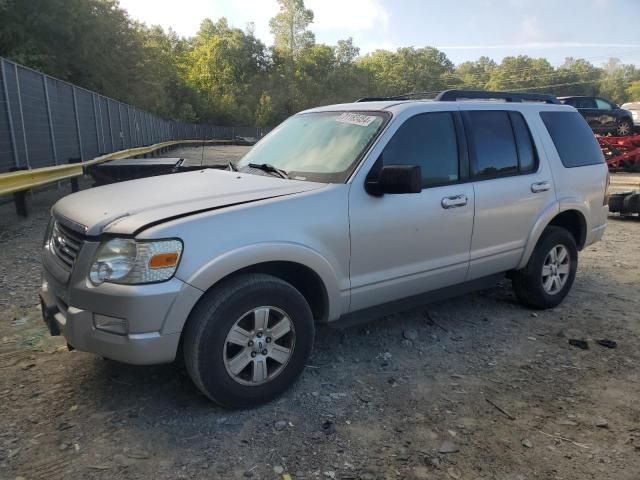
[621,102,640,131]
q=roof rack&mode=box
[355,92,433,102]
[434,89,560,104]
[355,96,398,102]
[355,90,560,104]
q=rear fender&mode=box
[517,198,591,270]
[516,202,560,270]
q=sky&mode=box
[118,0,640,66]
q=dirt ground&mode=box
[1,167,639,480]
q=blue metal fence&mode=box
[0,56,265,173]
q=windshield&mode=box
[236,111,388,183]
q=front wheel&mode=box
[183,273,315,408]
[512,226,578,309]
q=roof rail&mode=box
[435,89,560,104]
[355,96,398,102]
[355,95,410,103]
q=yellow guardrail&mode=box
[0,139,231,196]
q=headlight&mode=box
[43,218,54,248]
[89,238,182,285]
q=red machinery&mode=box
[597,134,640,171]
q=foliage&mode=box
[269,0,315,59]
[2,0,640,128]
[184,18,266,124]
[627,81,640,101]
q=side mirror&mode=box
[366,165,422,195]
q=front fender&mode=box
[179,242,345,322]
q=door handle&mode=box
[441,194,468,209]
[531,181,551,193]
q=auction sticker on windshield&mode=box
[336,112,377,127]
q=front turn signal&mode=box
[148,252,180,269]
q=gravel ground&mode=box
[1,166,639,480]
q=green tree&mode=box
[268,0,316,115]
[627,81,640,101]
[0,0,143,97]
[487,56,556,92]
[3,0,640,129]
[455,56,496,89]
[185,18,266,124]
[554,57,601,96]
[295,43,335,108]
[255,92,277,127]
[335,37,359,66]
[0,0,196,120]
[598,59,640,104]
[359,47,455,96]
[269,0,315,59]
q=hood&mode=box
[53,169,326,236]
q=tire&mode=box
[183,273,315,408]
[616,119,633,136]
[608,192,626,213]
[625,193,640,214]
[512,226,578,310]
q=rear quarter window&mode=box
[539,111,605,168]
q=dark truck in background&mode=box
[559,96,634,136]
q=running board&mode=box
[333,273,505,329]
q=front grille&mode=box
[49,221,85,272]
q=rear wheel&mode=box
[616,119,633,136]
[513,226,578,309]
[183,273,314,408]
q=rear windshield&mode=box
[539,111,604,168]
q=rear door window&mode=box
[463,110,538,179]
[464,111,519,179]
[540,111,605,167]
[595,98,613,110]
[509,112,537,173]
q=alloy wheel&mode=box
[541,244,570,295]
[223,306,295,386]
[617,121,631,136]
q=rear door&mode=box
[460,108,557,280]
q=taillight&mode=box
[604,171,610,206]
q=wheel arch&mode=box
[219,261,330,324]
[166,243,344,336]
[547,209,587,250]
[517,204,587,270]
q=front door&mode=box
[348,111,475,312]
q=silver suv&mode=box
[40,90,609,408]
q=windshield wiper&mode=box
[227,161,237,172]
[248,163,288,179]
